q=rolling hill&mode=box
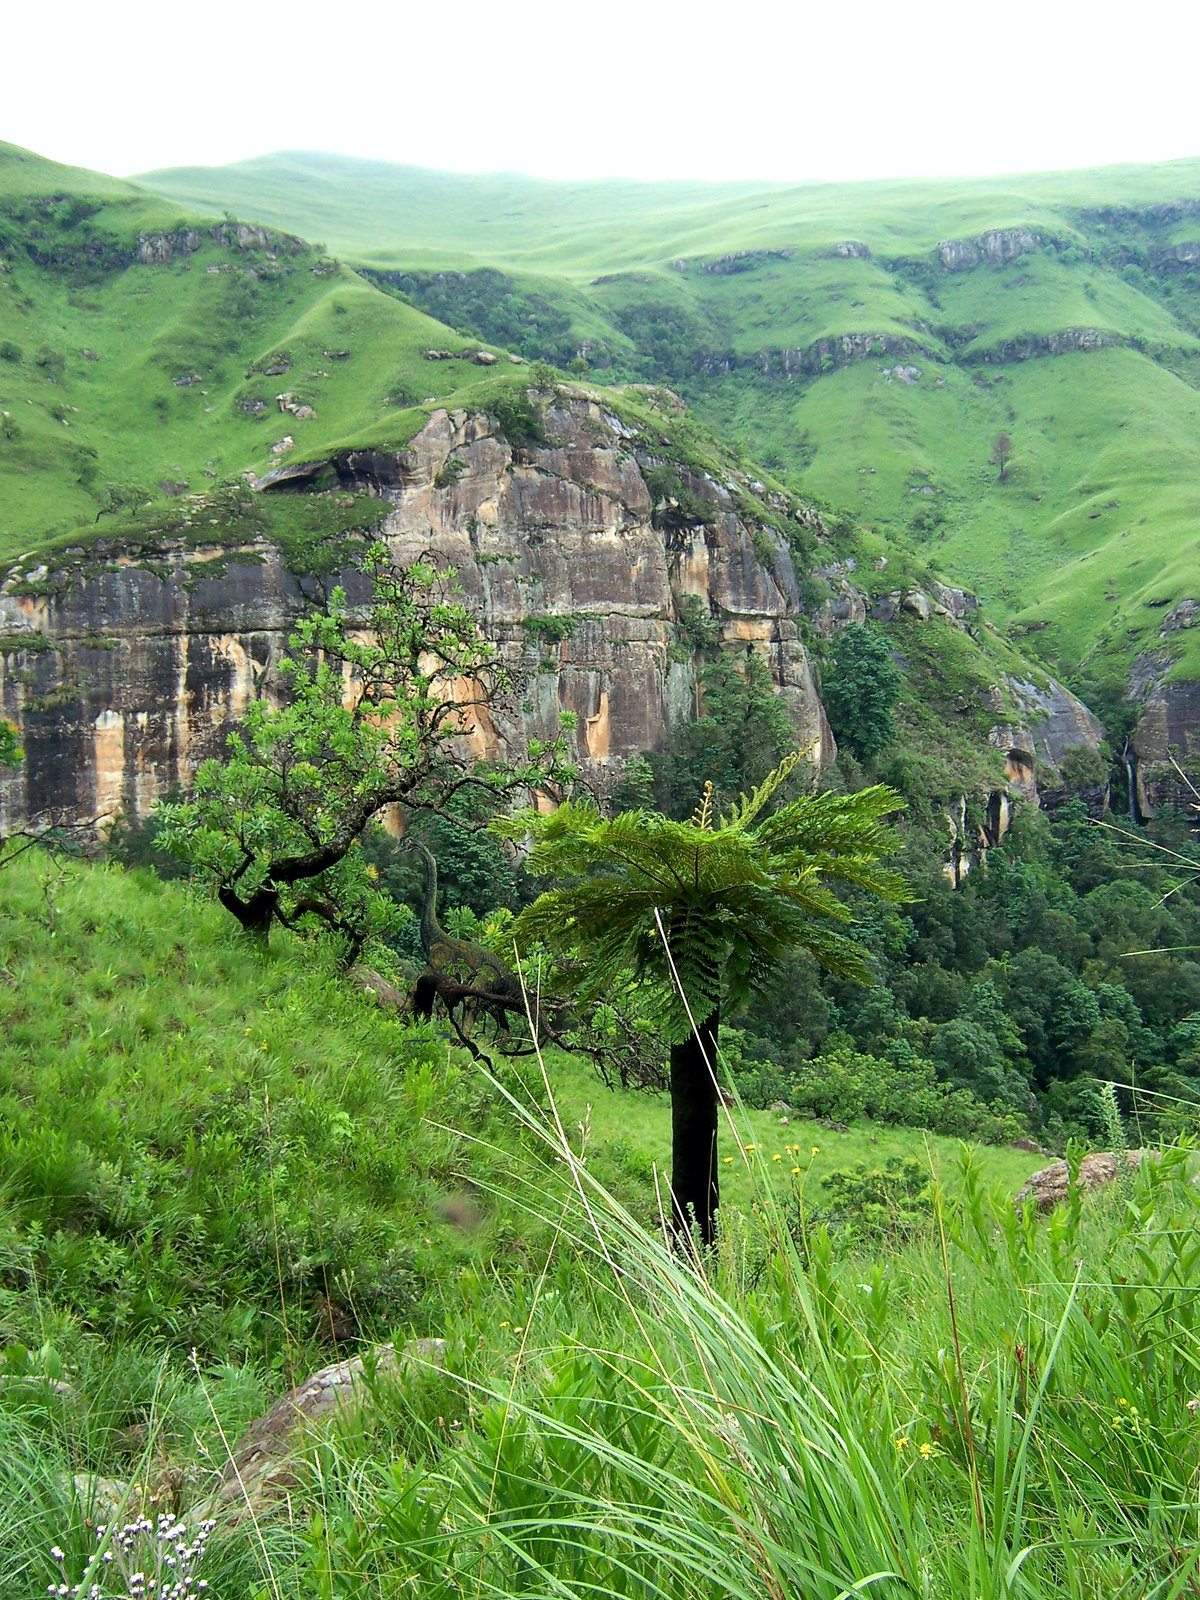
[141,150,1200,694]
[0,142,532,564]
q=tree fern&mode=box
[494,754,911,1244]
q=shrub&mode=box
[803,1155,933,1247]
[489,390,545,449]
[788,1044,1018,1142]
[821,624,903,760]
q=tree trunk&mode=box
[219,884,278,943]
[669,1006,721,1248]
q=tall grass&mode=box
[4,854,1198,1597]
[304,1060,1200,1599]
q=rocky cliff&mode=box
[0,397,831,831]
[0,393,1113,841]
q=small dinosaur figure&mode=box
[401,838,522,1026]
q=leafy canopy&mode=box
[496,755,909,1043]
[822,625,903,762]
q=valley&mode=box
[143,148,1200,697]
[1,130,1199,1600]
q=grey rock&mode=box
[938,227,1039,272]
[1160,598,1197,635]
[1015,1151,1144,1214]
[217,1338,447,1509]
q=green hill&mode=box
[0,143,531,564]
[140,149,1200,688]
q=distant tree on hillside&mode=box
[990,431,1014,482]
[822,626,903,762]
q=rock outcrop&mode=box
[937,227,1041,271]
[965,327,1121,365]
[0,398,832,831]
[989,677,1107,801]
[217,1338,446,1510]
[1131,668,1200,813]
[1015,1150,1144,1213]
[697,332,931,380]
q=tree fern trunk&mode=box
[669,1006,720,1248]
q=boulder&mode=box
[1014,1150,1144,1213]
[1160,598,1197,637]
[349,965,412,1011]
[217,1338,447,1508]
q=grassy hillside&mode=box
[0,849,1042,1367]
[138,149,1200,270]
[139,149,1200,686]
[0,143,531,564]
[3,849,1197,1599]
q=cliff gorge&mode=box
[1,391,1110,839]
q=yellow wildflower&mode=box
[895,1436,909,1451]
[772,1153,782,1162]
[724,1156,734,1165]
[919,1441,934,1459]
[791,1166,801,1174]
[811,1145,821,1155]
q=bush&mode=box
[0,340,21,364]
[803,1156,933,1248]
[788,1044,1018,1142]
[821,625,902,760]
[489,390,545,449]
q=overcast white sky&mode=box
[7,0,1200,184]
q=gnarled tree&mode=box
[157,544,570,951]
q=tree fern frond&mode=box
[719,749,804,832]
[691,780,715,831]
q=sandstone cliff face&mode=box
[0,398,832,831]
[987,678,1107,801]
[1129,648,1200,813]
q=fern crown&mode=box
[493,753,910,1043]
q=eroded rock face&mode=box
[991,677,1107,795]
[968,326,1117,364]
[0,399,833,831]
[697,331,929,379]
[937,227,1041,271]
[1132,671,1200,812]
